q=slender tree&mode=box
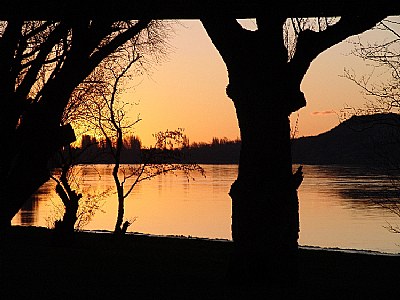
[200,13,388,291]
[86,53,143,234]
[78,49,204,234]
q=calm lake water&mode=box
[12,164,400,254]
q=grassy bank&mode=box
[1,226,399,299]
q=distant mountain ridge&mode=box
[292,113,400,165]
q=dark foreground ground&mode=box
[1,226,399,299]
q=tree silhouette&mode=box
[201,13,388,290]
[343,16,400,114]
[0,20,173,230]
[1,3,398,295]
[78,52,204,234]
[46,139,110,242]
[343,16,400,237]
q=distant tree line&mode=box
[183,137,241,164]
[50,135,241,166]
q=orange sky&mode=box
[124,19,386,147]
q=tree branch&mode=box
[290,13,388,85]
[200,17,250,66]
[88,20,151,72]
[16,22,70,99]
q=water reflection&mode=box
[17,180,57,226]
[12,164,400,253]
[19,195,38,226]
[297,164,400,253]
[298,164,400,211]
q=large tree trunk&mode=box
[223,88,304,297]
[201,15,385,293]
[200,18,303,293]
[226,80,301,293]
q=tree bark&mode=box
[200,18,302,292]
[227,88,300,291]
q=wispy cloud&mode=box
[311,110,336,116]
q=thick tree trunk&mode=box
[226,86,300,292]
[199,18,304,294]
[200,14,385,296]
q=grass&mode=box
[1,226,400,299]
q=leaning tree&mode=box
[0,19,172,230]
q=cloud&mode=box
[311,110,336,116]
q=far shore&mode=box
[2,226,400,299]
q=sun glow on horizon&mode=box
[102,19,390,147]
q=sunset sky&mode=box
[124,19,388,147]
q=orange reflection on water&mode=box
[13,164,235,240]
[298,165,400,253]
[12,164,400,253]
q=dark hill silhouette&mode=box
[292,113,400,165]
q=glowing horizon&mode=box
[117,20,386,147]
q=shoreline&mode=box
[2,226,400,299]
[84,228,400,256]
